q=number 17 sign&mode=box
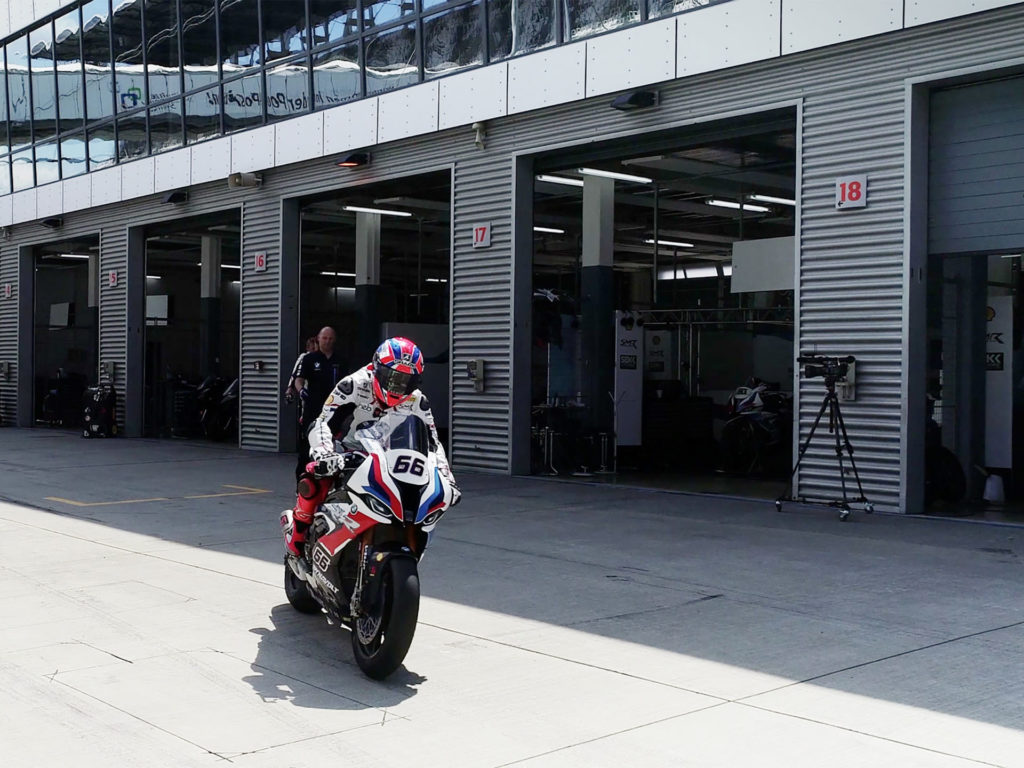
[471,222,492,249]
[835,175,867,209]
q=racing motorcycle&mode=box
[719,377,793,476]
[280,412,457,679]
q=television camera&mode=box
[797,354,855,382]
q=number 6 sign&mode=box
[835,175,867,209]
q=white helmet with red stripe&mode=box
[372,337,424,407]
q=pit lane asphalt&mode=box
[1,427,1022,767]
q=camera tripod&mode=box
[776,374,873,521]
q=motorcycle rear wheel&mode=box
[284,561,321,614]
[351,557,420,680]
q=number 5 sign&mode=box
[471,222,492,249]
[835,175,867,209]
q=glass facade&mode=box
[0,0,728,192]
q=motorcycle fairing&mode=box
[415,467,447,524]
[359,454,403,520]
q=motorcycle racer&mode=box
[283,336,458,557]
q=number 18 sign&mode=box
[835,175,867,209]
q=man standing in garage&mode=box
[292,326,344,481]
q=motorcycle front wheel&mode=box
[351,557,420,680]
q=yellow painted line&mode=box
[46,485,272,507]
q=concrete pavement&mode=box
[0,427,1022,767]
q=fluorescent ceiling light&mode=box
[58,253,90,259]
[579,168,653,184]
[1000,254,1021,259]
[707,199,771,213]
[534,226,566,234]
[645,238,694,248]
[343,205,412,217]
[231,280,241,285]
[658,265,733,280]
[221,264,241,270]
[333,286,355,292]
[146,275,160,280]
[320,271,356,277]
[426,278,448,283]
[536,174,584,188]
[749,194,796,206]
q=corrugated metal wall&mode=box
[98,225,128,425]
[0,241,15,424]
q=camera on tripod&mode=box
[797,354,855,381]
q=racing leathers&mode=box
[283,365,456,557]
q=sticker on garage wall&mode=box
[835,175,867,209]
[472,222,491,249]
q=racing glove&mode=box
[450,482,462,507]
[310,449,345,477]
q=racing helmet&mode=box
[372,337,423,407]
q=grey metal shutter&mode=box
[98,225,129,427]
[929,76,1024,255]
[0,243,17,424]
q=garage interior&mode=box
[298,169,452,442]
[530,109,797,498]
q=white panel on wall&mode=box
[190,137,231,185]
[62,173,92,213]
[91,165,121,207]
[439,64,508,131]
[120,156,155,200]
[679,0,781,76]
[11,189,36,224]
[323,98,378,155]
[35,181,62,218]
[782,0,902,55]
[0,195,11,227]
[34,0,61,19]
[586,19,675,98]
[906,0,1021,26]
[275,111,324,166]
[154,148,192,193]
[231,124,276,173]
[9,1,34,32]
[0,6,9,39]
[377,82,439,144]
[508,42,586,115]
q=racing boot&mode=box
[280,507,310,558]
[283,474,328,557]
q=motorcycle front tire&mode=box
[351,557,420,680]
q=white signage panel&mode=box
[985,295,1013,468]
[253,252,267,273]
[835,174,867,209]
[615,310,644,447]
[471,222,492,249]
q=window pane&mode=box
[263,0,308,61]
[220,0,262,72]
[364,1,416,30]
[0,50,8,153]
[648,0,711,19]
[266,58,310,122]
[60,133,87,178]
[117,110,147,160]
[564,0,641,40]
[35,141,60,185]
[7,37,30,151]
[82,0,114,121]
[310,0,359,47]
[0,156,10,195]
[150,99,184,152]
[223,72,263,132]
[424,2,482,79]
[364,22,417,95]
[111,1,145,114]
[182,0,219,93]
[87,122,117,169]
[313,40,360,109]
[185,85,221,142]
[146,0,182,100]
[55,7,85,135]
[11,147,34,190]
[487,0,556,61]
[30,23,58,140]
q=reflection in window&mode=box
[563,0,640,39]
[266,58,310,122]
[87,123,117,169]
[30,24,58,140]
[185,86,221,142]
[61,133,88,178]
[146,1,182,100]
[220,0,261,71]
[264,1,308,61]
[223,72,263,132]
[55,7,85,135]
[310,0,359,47]
[424,2,483,79]
[488,0,556,61]
[150,100,184,152]
[117,111,147,160]
[0,156,10,195]
[0,50,8,153]
[364,1,416,30]
[35,141,60,185]
[7,37,30,152]
[647,0,711,18]
[82,0,114,121]
[313,41,360,109]
[11,147,34,190]
[183,0,218,86]
[111,1,145,113]
[365,23,417,95]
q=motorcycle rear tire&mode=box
[351,557,420,680]
[284,561,321,614]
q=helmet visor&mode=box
[375,365,418,398]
